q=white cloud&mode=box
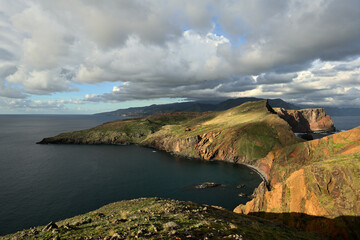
[11,5,70,69]
[74,31,230,85]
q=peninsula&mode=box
[9,100,358,239]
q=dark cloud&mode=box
[257,72,297,85]
[217,76,256,92]
[0,48,15,61]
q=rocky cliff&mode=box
[274,108,335,132]
[234,126,360,239]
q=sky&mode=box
[0,0,360,114]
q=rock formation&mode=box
[274,108,335,132]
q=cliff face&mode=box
[274,108,335,132]
[234,127,360,239]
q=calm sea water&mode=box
[0,115,262,235]
[331,116,360,131]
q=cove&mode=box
[0,115,262,235]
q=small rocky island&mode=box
[195,182,222,189]
[11,100,358,239]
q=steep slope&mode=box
[39,100,301,170]
[234,127,360,239]
[2,198,324,240]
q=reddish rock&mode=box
[234,126,360,239]
[274,108,335,132]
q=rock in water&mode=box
[195,182,221,189]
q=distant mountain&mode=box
[215,98,299,111]
[95,97,299,117]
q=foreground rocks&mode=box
[1,198,324,240]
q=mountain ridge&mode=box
[95,97,360,117]
[95,98,299,117]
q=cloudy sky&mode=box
[1,0,360,114]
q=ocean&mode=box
[331,116,360,131]
[0,115,263,235]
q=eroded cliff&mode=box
[274,108,335,132]
[234,127,360,239]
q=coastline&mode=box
[138,143,269,192]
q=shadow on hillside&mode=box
[247,212,360,240]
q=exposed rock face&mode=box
[234,126,360,239]
[274,108,335,132]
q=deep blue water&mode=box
[331,115,360,131]
[0,115,262,235]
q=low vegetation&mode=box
[2,198,324,240]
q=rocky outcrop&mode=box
[234,126,360,239]
[195,182,222,189]
[274,108,335,132]
[3,198,324,240]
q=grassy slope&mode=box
[1,198,325,240]
[40,100,301,165]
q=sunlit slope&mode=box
[39,100,301,166]
[236,126,360,239]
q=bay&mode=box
[0,115,262,235]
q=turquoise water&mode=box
[0,115,262,235]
